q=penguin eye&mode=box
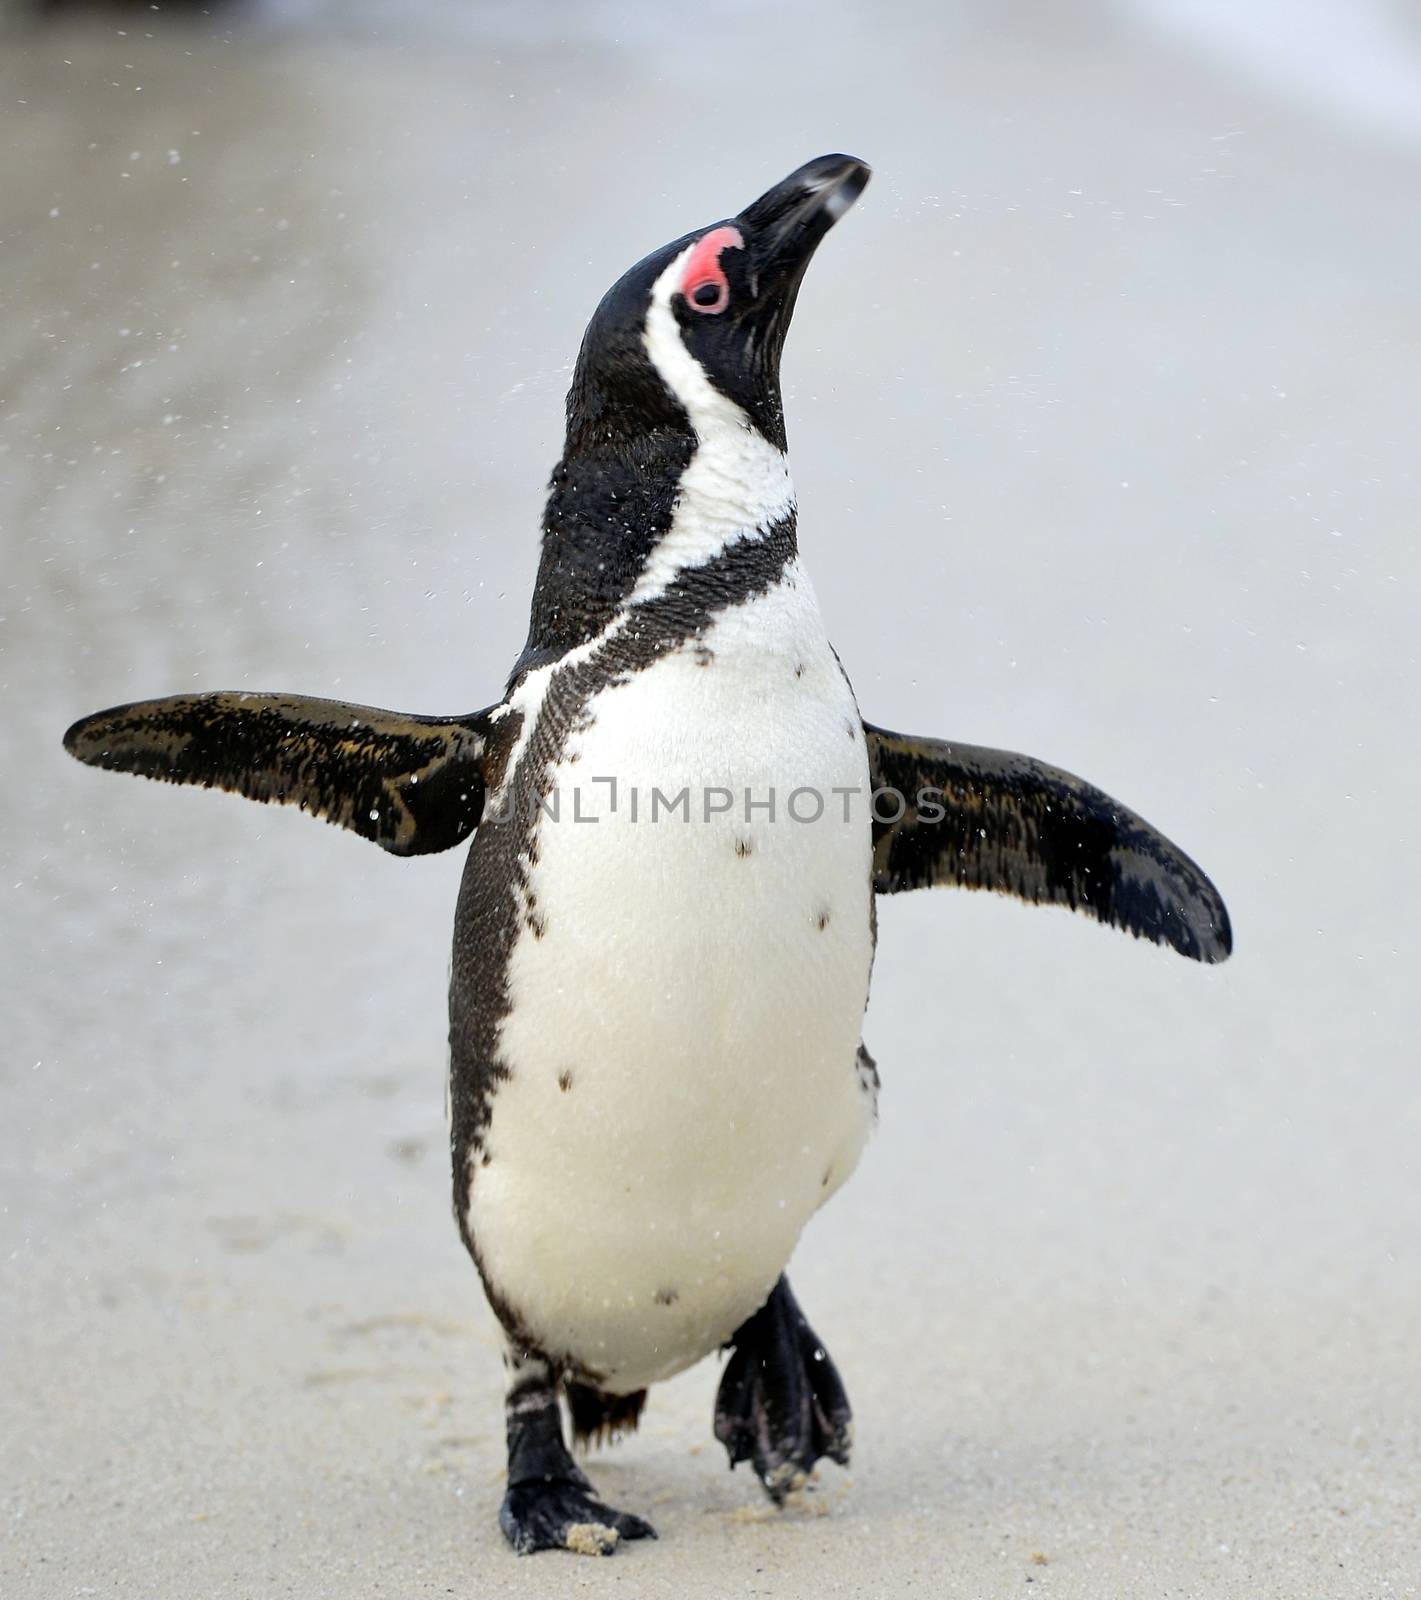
[680,225,744,317]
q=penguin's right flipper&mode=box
[64,692,499,856]
[864,723,1232,963]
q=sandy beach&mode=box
[4,2,1419,1593]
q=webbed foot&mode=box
[500,1474,656,1556]
[499,1351,656,1556]
[714,1275,853,1503]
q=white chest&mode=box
[468,567,877,1389]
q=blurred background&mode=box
[3,2,1418,1595]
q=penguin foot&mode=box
[714,1275,853,1504]
[500,1353,656,1556]
[500,1476,657,1556]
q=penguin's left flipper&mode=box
[64,691,498,856]
[715,1276,852,1504]
[864,723,1232,963]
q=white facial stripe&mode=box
[644,242,744,431]
[634,243,795,605]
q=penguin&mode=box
[63,154,1232,1557]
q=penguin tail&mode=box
[565,1381,647,1451]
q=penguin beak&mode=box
[738,154,871,295]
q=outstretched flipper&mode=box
[865,723,1232,963]
[64,692,498,856]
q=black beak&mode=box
[738,154,871,291]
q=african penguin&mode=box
[64,154,1232,1558]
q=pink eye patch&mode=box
[680,225,744,315]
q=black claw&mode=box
[714,1276,853,1504]
[500,1478,657,1556]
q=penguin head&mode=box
[565,154,870,454]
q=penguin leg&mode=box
[498,1348,657,1556]
[714,1275,853,1503]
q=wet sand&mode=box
[4,3,1420,1594]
